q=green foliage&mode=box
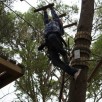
[87,34,102,102]
[92,35,102,56]
[96,3,102,30]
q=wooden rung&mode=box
[34,3,54,12]
[0,57,23,75]
[0,57,24,89]
[59,13,66,18]
[63,22,77,28]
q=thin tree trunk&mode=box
[68,0,94,102]
[59,71,65,102]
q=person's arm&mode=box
[50,7,59,21]
[43,10,49,25]
[50,7,64,35]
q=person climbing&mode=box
[38,6,81,80]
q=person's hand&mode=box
[38,43,45,51]
[49,4,53,9]
[43,7,47,11]
[38,45,43,51]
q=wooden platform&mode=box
[0,57,24,89]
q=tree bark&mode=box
[68,0,94,102]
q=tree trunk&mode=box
[68,0,94,102]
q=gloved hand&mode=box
[38,43,46,51]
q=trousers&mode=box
[46,33,77,76]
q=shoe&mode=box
[74,69,82,80]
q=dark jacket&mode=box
[43,8,64,37]
[44,20,61,36]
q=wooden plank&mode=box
[63,22,77,28]
[0,57,24,89]
[34,3,54,12]
[0,57,24,76]
[87,59,102,82]
[59,13,66,18]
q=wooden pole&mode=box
[68,0,94,102]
